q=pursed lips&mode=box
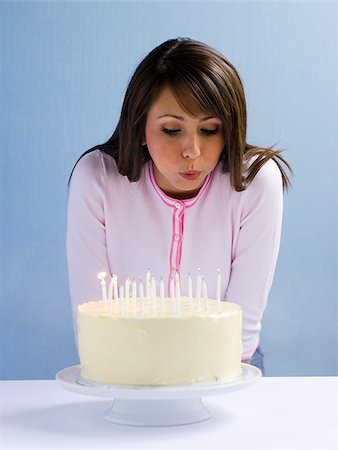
[179,171,202,180]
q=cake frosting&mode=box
[77,296,243,386]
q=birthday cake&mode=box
[77,283,243,386]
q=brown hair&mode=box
[70,37,292,191]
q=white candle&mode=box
[202,279,209,314]
[131,278,137,315]
[151,275,156,315]
[146,269,151,301]
[216,269,221,304]
[139,279,144,299]
[119,285,124,316]
[108,277,113,303]
[97,272,108,308]
[188,272,193,308]
[175,272,181,300]
[108,277,114,313]
[125,278,130,306]
[149,276,153,312]
[132,278,137,309]
[160,277,165,309]
[139,279,145,314]
[170,278,175,312]
[196,269,202,310]
[113,274,119,301]
[175,272,181,314]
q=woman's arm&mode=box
[66,151,111,325]
[225,159,284,360]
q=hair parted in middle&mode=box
[70,37,291,191]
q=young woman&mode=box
[67,37,292,374]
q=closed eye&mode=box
[162,128,181,136]
[201,128,219,135]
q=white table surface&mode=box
[0,376,337,450]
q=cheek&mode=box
[146,134,178,164]
[151,147,178,171]
[146,128,165,151]
[213,146,224,161]
[211,140,225,158]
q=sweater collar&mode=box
[148,161,213,208]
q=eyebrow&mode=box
[157,114,218,122]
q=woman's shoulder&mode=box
[244,157,283,194]
[70,149,119,187]
[73,149,117,175]
[213,157,282,197]
[239,158,283,217]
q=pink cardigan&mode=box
[67,150,283,360]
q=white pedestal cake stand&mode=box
[56,363,261,427]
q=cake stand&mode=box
[56,363,261,426]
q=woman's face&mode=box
[144,87,225,199]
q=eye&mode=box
[162,127,181,136]
[201,128,219,135]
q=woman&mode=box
[67,37,292,374]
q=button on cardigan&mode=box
[67,149,283,360]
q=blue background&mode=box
[1,1,337,379]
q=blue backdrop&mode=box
[1,1,337,379]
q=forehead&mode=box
[148,86,209,119]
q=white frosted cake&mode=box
[77,296,243,386]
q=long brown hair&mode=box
[69,37,292,191]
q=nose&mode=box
[181,133,201,159]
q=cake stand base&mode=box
[56,364,261,427]
[103,398,212,426]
